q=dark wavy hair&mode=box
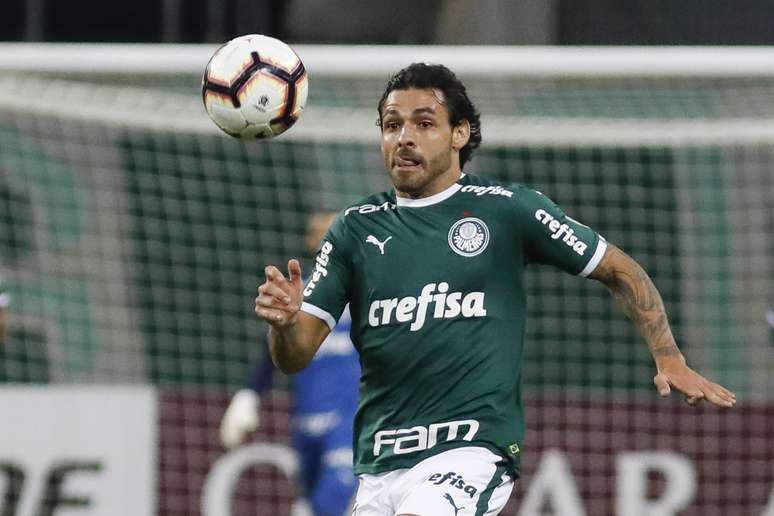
[377,63,482,169]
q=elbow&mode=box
[268,345,312,375]
[589,243,644,288]
[274,358,307,375]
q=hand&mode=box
[220,389,260,448]
[255,259,304,327]
[653,357,736,408]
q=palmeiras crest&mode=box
[448,217,490,257]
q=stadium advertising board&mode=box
[0,386,156,516]
[159,392,774,516]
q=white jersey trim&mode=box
[395,174,465,208]
[578,236,608,277]
[301,302,337,330]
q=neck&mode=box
[395,166,463,200]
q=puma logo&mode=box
[443,493,465,515]
[366,235,392,255]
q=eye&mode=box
[418,120,434,128]
[383,121,400,131]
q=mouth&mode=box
[394,154,423,170]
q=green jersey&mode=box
[301,173,606,476]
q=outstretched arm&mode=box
[589,244,736,408]
[254,259,331,374]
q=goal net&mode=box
[0,44,772,516]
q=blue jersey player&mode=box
[220,212,360,516]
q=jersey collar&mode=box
[395,173,466,208]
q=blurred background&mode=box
[5,0,774,45]
[0,1,773,516]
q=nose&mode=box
[397,124,416,147]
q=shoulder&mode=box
[459,174,549,212]
[324,191,396,247]
[457,174,518,200]
[340,191,397,219]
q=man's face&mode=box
[380,88,461,197]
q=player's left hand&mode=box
[653,357,736,408]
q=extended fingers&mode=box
[702,382,736,408]
[265,265,286,283]
[287,259,302,284]
[692,376,735,407]
[716,384,737,402]
[655,372,736,408]
[683,379,735,408]
[257,282,291,305]
[255,264,302,326]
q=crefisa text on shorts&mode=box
[427,471,478,498]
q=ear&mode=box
[452,120,471,151]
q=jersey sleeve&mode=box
[515,186,608,277]
[299,213,354,329]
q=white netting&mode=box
[0,45,772,516]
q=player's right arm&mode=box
[258,212,353,373]
[255,259,331,374]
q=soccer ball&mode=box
[202,34,308,139]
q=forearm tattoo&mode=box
[594,246,681,358]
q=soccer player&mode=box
[254,63,737,515]
[222,211,360,516]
